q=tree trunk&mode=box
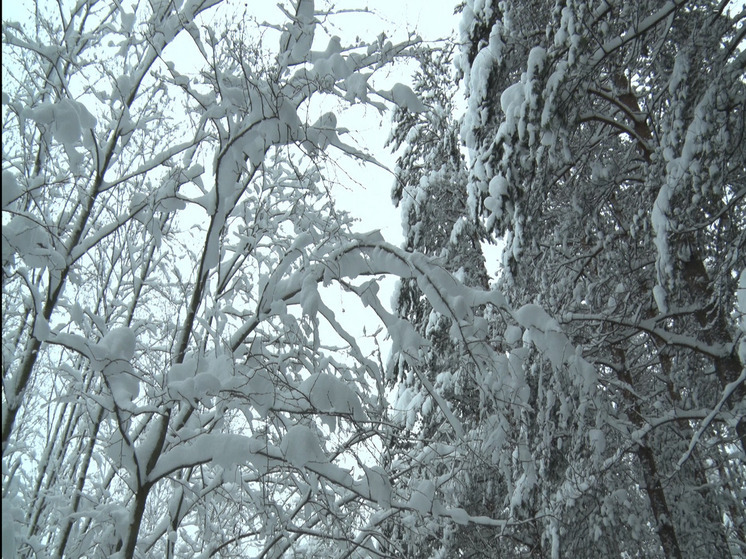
[636,444,683,559]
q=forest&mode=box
[2,0,744,557]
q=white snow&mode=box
[484,174,509,217]
[390,83,426,113]
[101,327,136,361]
[280,424,326,467]
[408,479,435,514]
[300,274,321,316]
[97,327,139,404]
[150,434,273,481]
[738,269,746,364]
[344,72,369,102]
[3,215,55,270]
[1,499,18,559]
[298,372,367,422]
[651,184,673,295]
[503,324,523,345]
[245,368,277,418]
[738,269,746,331]
[120,11,135,34]
[168,360,198,382]
[362,465,392,508]
[652,284,668,314]
[26,99,97,147]
[2,171,21,208]
[513,303,561,332]
[446,507,470,525]
[32,316,50,342]
[500,82,524,120]
[588,428,606,455]
[526,46,546,82]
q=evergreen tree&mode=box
[453,0,745,556]
[382,1,746,557]
[384,47,510,558]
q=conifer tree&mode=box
[453,0,745,556]
[384,47,503,558]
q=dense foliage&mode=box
[386,0,745,557]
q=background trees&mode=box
[380,0,745,557]
[383,47,523,557]
[421,0,743,556]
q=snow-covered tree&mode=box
[382,47,507,557]
[1,2,514,557]
[452,0,745,557]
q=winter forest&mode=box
[1,0,745,557]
